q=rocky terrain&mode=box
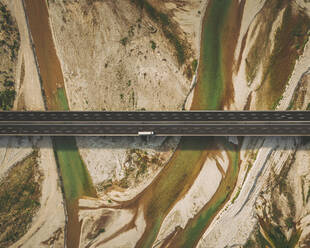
[0,0,309,247]
[47,0,205,111]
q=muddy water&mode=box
[23,0,67,110]
[23,1,96,247]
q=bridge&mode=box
[0,111,309,136]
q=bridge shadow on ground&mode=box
[0,136,309,151]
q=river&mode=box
[23,1,96,247]
[24,0,244,247]
[136,0,245,246]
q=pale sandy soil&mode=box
[78,196,147,247]
[87,206,146,248]
[76,136,178,186]
[47,0,193,111]
[5,0,44,111]
[79,206,136,247]
[296,0,310,16]
[217,150,230,173]
[164,0,208,56]
[197,137,299,247]
[0,137,32,179]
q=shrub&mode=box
[0,89,16,110]
[285,217,294,229]
[4,80,14,87]
[192,59,198,71]
[150,40,156,50]
[120,37,129,46]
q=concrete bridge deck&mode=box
[0,111,309,136]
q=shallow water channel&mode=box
[23,1,96,247]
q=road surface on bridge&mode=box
[0,111,309,136]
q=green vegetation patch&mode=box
[110,149,163,191]
[271,95,283,110]
[120,37,129,46]
[0,89,15,110]
[0,2,20,110]
[0,2,20,62]
[0,151,42,247]
[53,137,96,201]
[150,40,156,50]
[306,185,310,202]
[245,0,295,86]
[191,59,198,72]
